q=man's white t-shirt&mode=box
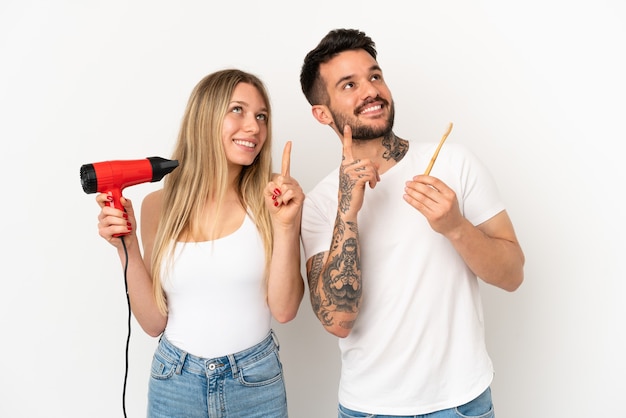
[301,141,505,415]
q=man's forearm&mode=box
[308,213,362,337]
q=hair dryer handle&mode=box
[107,188,130,237]
[106,188,124,211]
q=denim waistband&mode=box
[156,330,280,378]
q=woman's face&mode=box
[222,82,268,168]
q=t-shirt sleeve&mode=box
[301,187,335,262]
[454,143,506,226]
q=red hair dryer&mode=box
[80,155,179,212]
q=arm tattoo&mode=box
[339,161,358,214]
[346,221,358,234]
[310,171,363,329]
[324,238,361,314]
[382,133,409,162]
[307,253,334,327]
[330,216,345,253]
[331,216,357,252]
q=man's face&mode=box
[318,49,395,140]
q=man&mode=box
[299,28,525,417]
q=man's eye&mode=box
[344,82,355,90]
[371,74,381,81]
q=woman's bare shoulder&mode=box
[141,189,164,225]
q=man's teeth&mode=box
[361,104,382,114]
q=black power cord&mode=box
[120,235,131,418]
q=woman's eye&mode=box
[231,105,243,114]
[257,113,268,121]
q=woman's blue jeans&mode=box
[147,330,287,417]
[338,386,494,418]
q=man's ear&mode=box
[311,105,333,125]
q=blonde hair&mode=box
[150,69,274,315]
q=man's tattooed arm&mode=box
[305,144,373,337]
[306,211,361,338]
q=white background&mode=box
[1,1,624,417]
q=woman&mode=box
[95,69,304,417]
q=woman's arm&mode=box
[264,142,305,322]
[96,191,168,336]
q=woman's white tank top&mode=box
[161,214,270,358]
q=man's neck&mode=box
[352,132,409,174]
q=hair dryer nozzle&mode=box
[147,157,179,182]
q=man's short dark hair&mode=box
[300,29,377,106]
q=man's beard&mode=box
[330,100,395,141]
